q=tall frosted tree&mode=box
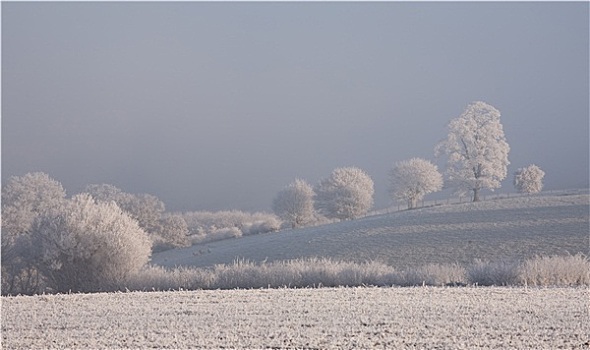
[272,179,316,228]
[436,101,510,202]
[514,164,545,194]
[315,167,374,220]
[390,158,443,209]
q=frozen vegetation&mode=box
[1,180,588,348]
[154,192,589,271]
[2,287,588,349]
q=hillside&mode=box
[152,192,589,270]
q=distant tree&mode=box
[315,167,374,220]
[152,214,190,252]
[390,158,443,209]
[1,172,67,237]
[83,184,180,250]
[435,101,510,201]
[83,184,165,234]
[272,179,316,228]
[1,172,67,295]
[514,164,545,194]
[30,194,151,293]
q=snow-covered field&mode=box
[2,192,589,349]
[153,192,589,270]
[2,287,588,349]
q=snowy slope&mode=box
[152,192,589,269]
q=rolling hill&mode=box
[152,191,589,270]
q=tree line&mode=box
[273,101,545,228]
[1,101,546,295]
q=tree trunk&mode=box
[473,188,480,202]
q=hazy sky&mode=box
[2,2,588,212]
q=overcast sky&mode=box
[2,2,588,212]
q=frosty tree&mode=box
[84,184,165,234]
[514,164,545,194]
[83,184,188,250]
[1,172,67,295]
[389,158,443,209]
[272,179,316,228]
[1,172,67,237]
[436,101,510,202]
[314,167,374,220]
[152,214,190,252]
[31,194,152,293]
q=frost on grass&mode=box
[153,192,589,271]
[2,287,588,349]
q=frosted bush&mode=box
[242,217,282,236]
[395,263,467,286]
[467,260,521,286]
[519,254,590,286]
[152,214,190,252]
[182,210,281,243]
[90,255,590,293]
[1,172,67,295]
[84,184,190,251]
[124,265,215,291]
[30,194,152,293]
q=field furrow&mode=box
[2,287,588,349]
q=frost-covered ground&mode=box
[153,192,589,269]
[2,287,588,349]
[3,192,589,349]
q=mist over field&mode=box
[2,2,588,212]
[2,4,589,346]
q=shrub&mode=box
[124,265,214,292]
[152,214,190,252]
[467,259,521,286]
[395,263,467,286]
[1,172,67,295]
[519,254,589,286]
[31,194,152,293]
[182,210,281,243]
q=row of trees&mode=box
[272,167,375,228]
[273,101,546,228]
[1,101,547,294]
